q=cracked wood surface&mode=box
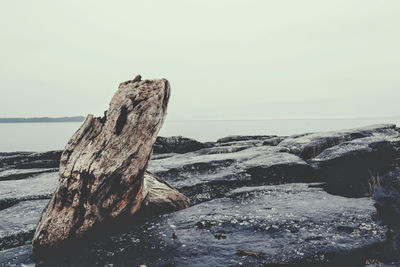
[33,77,171,253]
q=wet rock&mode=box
[389,137,400,157]
[0,168,58,181]
[374,168,400,228]
[278,124,398,159]
[33,77,173,255]
[17,184,387,266]
[153,136,206,154]
[262,136,287,146]
[236,249,264,258]
[0,200,48,250]
[311,137,397,197]
[0,151,62,170]
[216,135,277,143]
[0,245,33,266]
[0,172,58,210]
[0,152,31,158]
[195,145,251,155]
[2,123,400,266]
[149,146,315,204]
[373,168,400,262]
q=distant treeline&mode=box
[0,116,85,123]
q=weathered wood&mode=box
[141,172,189,215]
[33,77,174,253]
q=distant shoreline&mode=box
[0,116,85,123]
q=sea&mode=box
[0,117,399,152]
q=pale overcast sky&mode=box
[1,0,399,120]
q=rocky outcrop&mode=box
[148,146,315,204]
[0,200,48,250]
[32,77,189,255]
[311,137,397,197]
[6,184,388,266]
[374,168,400,228]
[278,124,397,159]
[0,151,61,170]
[0,172,58,211]
[216,135,277,143]
[374,168,400,261]
[390,137,400,157]
[2,124,400,266]
[153,136,206,154]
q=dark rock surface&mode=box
[311,137,397,197]
[0,171,58,210]
[0,151,61,170]
[1,184,389,266]
[153,136,207,154]
[216,135,277,143]
[148,146,315,204]
[390,136,400,156]
[278,124,397,159]
[0,167,58,181]
[373,168,400,263]
[374,168,400,228]
[0,200,48,250]
[1,124,400,266]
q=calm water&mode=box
[0,118,399,152]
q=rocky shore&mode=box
[0,123,400,266]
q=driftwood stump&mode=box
[33,77,188,255]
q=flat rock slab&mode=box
[0,245,34,267]
[148,146,314,204]
[0,151,61,170]
[216,135,277,143]
[0,167,58,182]
[153,136,207,154]
[278,124,397,159]
[0,200,48,250]
[11,184,386,266]
[0,172,58,210]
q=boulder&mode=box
[153,136,206,154]
[311,136,397,197]
[32,77,189,255]
[278,124,397,159]
[373,168,400,260]
[374,168,400,228]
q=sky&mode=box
[1,0,399,121]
